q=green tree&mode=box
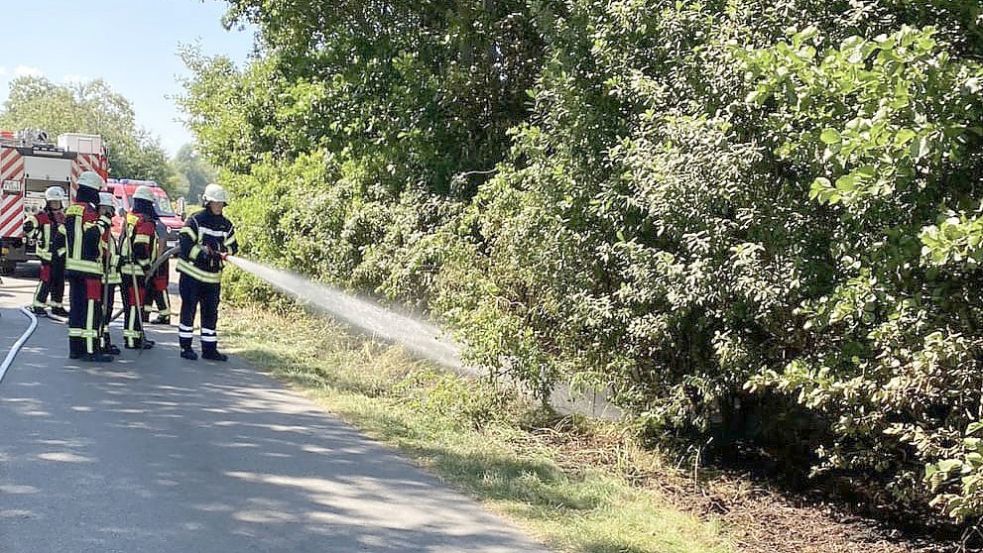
[170,143,217,201]
[0,76,174,186]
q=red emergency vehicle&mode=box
[104,179,183,249]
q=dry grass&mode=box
[222,303,955,553]
[502,417,954,553]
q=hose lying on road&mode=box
[0,307,39,385]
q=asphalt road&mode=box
[0,263,549,553]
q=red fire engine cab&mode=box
[0,129,109,274]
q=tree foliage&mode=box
[183,0,983,524]
[0,76,174,186]
[170,143,217,201]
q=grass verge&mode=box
[222,304,731,553]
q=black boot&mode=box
[50,307,69,317]
[150,315,170,325]
[31,306,47,316]
[202,349,228,362]
[180,348,198,361]
[69,338,81,359]
[101,334,120,356]
[125,338,155,350]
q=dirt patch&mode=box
[657,475,951,553]
[510,417,959,553]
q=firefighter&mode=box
[176,183,237,361]
[97,192,122,356]
[63,171,112,362]
[120,186,157,350]
[143,216,171,325]
[24,186,69,317]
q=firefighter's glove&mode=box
[205,245,225,260]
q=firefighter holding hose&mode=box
[176,183,237,361]
[62,171,113,362]
[120,186,157,350]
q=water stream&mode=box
[225,256,464,369]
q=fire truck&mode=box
[0,129,109,274]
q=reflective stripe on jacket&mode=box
[101,232,122,285]
[176,210,237,284]
[24,210,66,262]
[63,203,109,277]
[121,213,156,278]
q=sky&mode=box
[0,0,255,155]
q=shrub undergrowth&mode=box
[189,0,983,525]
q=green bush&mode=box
[741,24,983,517]
[187,0,983,524]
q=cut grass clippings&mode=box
[222,304,732,553]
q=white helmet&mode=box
[77,171,104,190]
[202,183,228,204]
[98,192,115,208]
[133,185,155,202]
[45,186,67,202]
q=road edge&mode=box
[0,307,38,385]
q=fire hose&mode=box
[108,246,181,323]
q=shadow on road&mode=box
[0,316,547,552]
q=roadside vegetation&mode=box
[224,299,956,552]
[186,0,983,540]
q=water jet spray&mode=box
[223,256,463,369]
